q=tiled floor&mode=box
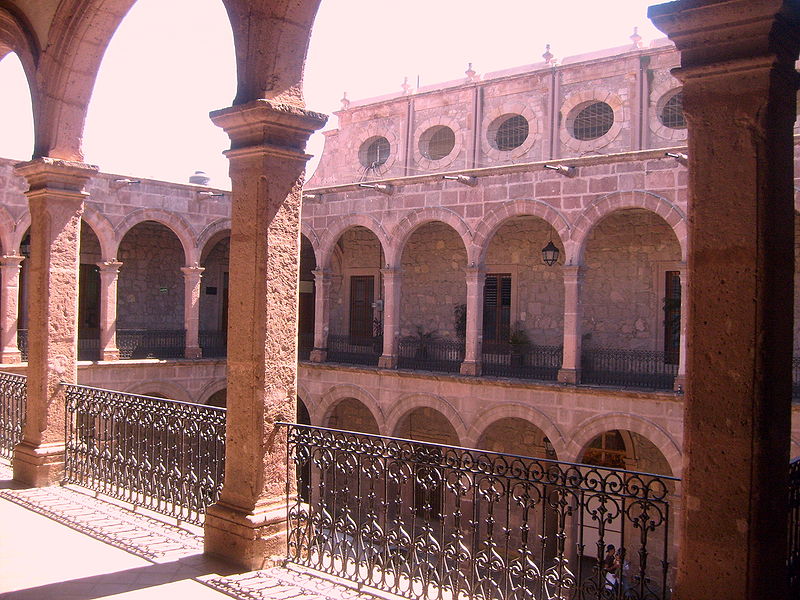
[0,463,373,600]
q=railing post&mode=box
[460,265,485,376]
[181,265,204,359]
[203,100,326,570]
[310,268,331,363]
[558,265,584,384]
[97,260,122,361]
[12,157,97,487]
[0,255,24,364]
[378,267,401,369]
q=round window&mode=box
[570,101,614,141]
[659,91,686,129]
[419,126,455,160]
[490,114,529,151]
[359,136,391,169]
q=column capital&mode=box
[0,255,24,269]
[97,259,123,273]
[561,264,585,280]
[14,157,98,195]
[463,264,486,279]
[210,99,328,155]
[181,265,205,277]
[312,267,332,281]
[380,266,402,278]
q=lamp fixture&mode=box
[442,174,478,187]
[664,151,688,165]
[197,191,225,198]
[543,164,576,177]
[358,183,394,195]
[541,240,559,266]
[114,178,140,185]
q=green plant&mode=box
[508,325,530,348]
[453,304,467,339]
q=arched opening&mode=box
[327,226,384,365]
[398,222,467,372]
[482,216,565,380]
[326,397,379,434]
[0,52,34,160]
[199,233,230,357]
[298,234,316,360]
[117,221,186,358]
[581,209,682,389]
[205,388,227,408]
[78,222,102,360]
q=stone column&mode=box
[0,255,24,364]
[203,99,326,570]
[378,267,401,369]
[97,260,122,361]
[460,266,485,376]
[181,265,204,359]
[650,3,800,599]
[12,158,98,486]
[557,265,583,384]
[309,268,331,363]
[673,264,687,393]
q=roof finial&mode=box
[630,26,642,48]
[465,62,479,82]
[542,44,554,64]
[401,76,412,94]
[340,92,350,110]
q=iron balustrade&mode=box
[63,384,225,525]
[790,457,800,596]
[298,333,314,361]
[581,348,678,391]
[0,372,26,460]
[200,330,227,358]
[482,342,562,381]
[17,328,27,361]
[327,334,382,366]
[284,423,678,600]
[117,329,186,360]
[397,338,464,373]
[17,330,102,362]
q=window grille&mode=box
[495,114,529,151]
[421,126,455,160]
[361,137,390,168]
[660,92,686,129]
[572,101,614,140]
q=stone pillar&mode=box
[309,268,331,363]
[97,260,122,361]
[649,2,800,599]
[378,267,401,369]
[0,255,24,364]
[673,264,687,393]
[557,266,583,384]
[12,158,98,486]
[460,266,485,376]
[181,265,204,359]
[203,99,326,570]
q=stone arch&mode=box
[123,379,193,405]
[384,393,467,445]
[389,207,473,266]
[565,412,682,477]
[465,403,566,458]
[300,222,321,262]
[296,381,314,417]
[114,208,196,264]
[0,205,15,254]
[473,199,571,265]
[198,378,228,405]
[82,205,116,260]
[197,218,231,262]
[11,213,31,253]
[316,383,384,434]
[0,6,40,151]
[318,214,390,270]
[571,190,687,264]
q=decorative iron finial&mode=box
[630,26,642,48]
[401,76,412,94]
[340,92,350,110]
[542,44,554,64]
[465,62,478,82]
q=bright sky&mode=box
[0,0,666,189]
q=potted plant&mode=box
[508,325,531,366]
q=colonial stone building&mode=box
[0,2,798,599]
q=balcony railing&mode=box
[790,457,800,596]
[0,372,26,460]
[327,334,382,366]
[581,348,678,391]
[118,329,186,360]
[284,423,678,600]
[298,333,314,361]
[63,384,225,525]
[199,330,227,358]
[17,328,27,362]
[398,338,464,373]
[482,342,562,381]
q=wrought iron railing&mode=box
[298,333,314,361]
[397,338,464,373]
[117,329,186,360]
[0,372,26,461]
[284,423,678,600]
[63,384,225,525]
[200,330,227,358]
[581,348,678,391]
[17,329,103,362]
[482,342,562,381]
[327,334,382,366]
[790,457,800,596]
[17,328,27,361]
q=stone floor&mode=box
[0,462,374,600]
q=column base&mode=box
[0,349,22,364]
[378,355,397,369]
[557,368,580,385]
[12,441,65,487]
[309,348,327,363]
[204,498,287,571]
[673,374,686,393]
[185,346,202,359]
[101,349,120,361]
[460,360,481,376]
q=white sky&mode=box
[0,0,666,189]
